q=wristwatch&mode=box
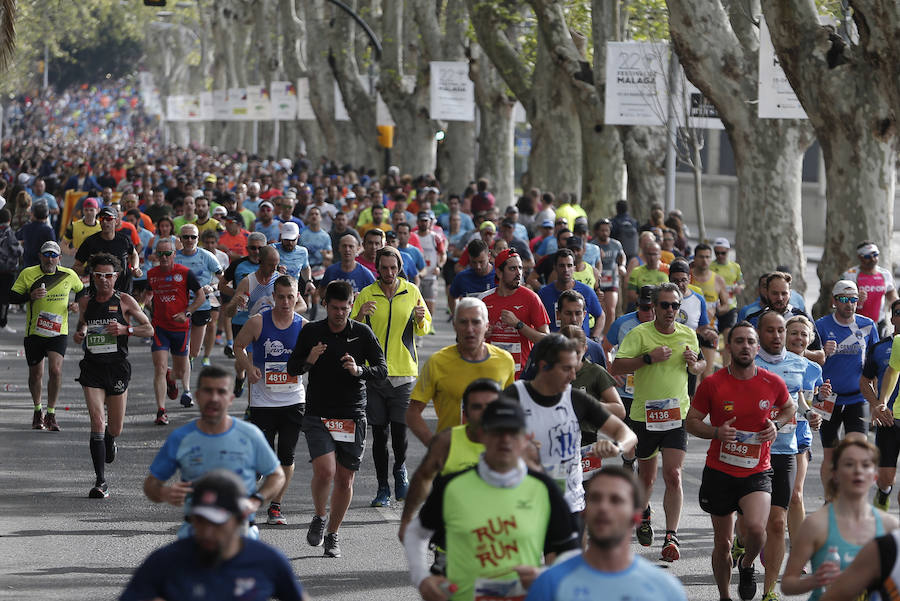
[249,492,265,504]
[185,311,192,318]
[643,353,653,365]
[515,320,525,330]
[127,326,134,336]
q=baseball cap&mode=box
[417,211,431,221]
[494,248,518,270]
[212,206,228,218]
[480,221,497,232]
[572,221,588,235]
[40,241,61,255]
[191,190,204,199]
[190,469,247,524]
[82,198,99,209]
[204,173,217,183]
[500,218,516,228]
[280,222,300,240]
[17,173,30,185]
[832,279,859,297]
[639,285,656,308]
[225,211,243,223]
[259,201,274,211]
[385,230,398,241]
[505,205,519,214]
[540,219,553,228]
[481,399,527,432]
[668,260,691,276]
[713,237,731,249]
[565,236,584,250]
[99,206,117,218]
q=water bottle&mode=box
[823,545,841,570]
[438,581,458,596]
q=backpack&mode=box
[0,226,23,272]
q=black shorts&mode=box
[876,424,900,468]
[820,402,868,448]
[699,466,772,516]
[24,334,67,366]
[632,420,688,460]
[302,414,367,471]
[442,260,456,286]
[770,453,797,509]
[190,309,212,327]
[131,280,150,293]
[717,308,739,333]
[231,323,243,340]
[76,358,131,396]
[250,404,305,466]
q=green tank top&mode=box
[574,262,596,290]
[441,425,484,476]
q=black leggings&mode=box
[372,421,408,485]
[0,271,14,327]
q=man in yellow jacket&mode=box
[352,246,431,507]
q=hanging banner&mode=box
[199,92,214,121]
[296,78,315,120]
[604,41,669,126]
[212,89,230,121]
[247,85,272,120]
[270,81,298,120]
[166,95,186,121]
[513,101,527,123]
[758,17,807,119]
[429,61,475,122]
[183,94,202,122]
[228,87,251,120]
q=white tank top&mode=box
[514,380,584,512]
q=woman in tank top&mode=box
[781,436,898,600]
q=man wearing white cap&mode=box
[815,279,879,486]
[254,201,281,243]
[842,240,897,325]
[274,222,314,299]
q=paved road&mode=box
[0,298,832,601]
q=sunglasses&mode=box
[41,251,59,258]
[247,246,263,251]
[658,301,681,310]
[181,234,198,239]
[93,272,117,279]
[100,216,116,221]
[835,295,858,304]
[714,250,728,256]
[861,253,879,260]
[893,309,900,316]
[156,250,174,257]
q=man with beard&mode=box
[525,468,686,601]
[142,366,285,540]
[686,322,792,601]
[481,248,550,375]
[74,206,141,294]
[449,239,495,300]
[747,271,824,364]
[123,469,306,601]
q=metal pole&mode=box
[252,121,259,155]
[664,50,679,214]
[43,43,49,90]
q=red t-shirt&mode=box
[147,263,201,332]
[482,286,550,375]
[691,367,790,477]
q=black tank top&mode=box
[82,291,129,361]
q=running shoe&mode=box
[307,515,327,546]
[165,368,178,400]
[88,481,109,499]
[155,408,169,426]
[323,532,341,558]
[738,559,757,601]
[180,391,194,408]
[201,357,211,367]
[32,409,45,430]
[224,345,235,359]
[636,520,653,547]
[215,333,224,346]
[394,466,409,501]
[762,591,780,601]
[731,535,746,568]
[371,485,391,507]
[267,503,287,525]
[875,488,892,512]
[660,532,680,562]
[234,375,245,396]
[105,434,117,464]
[243,406,251,421]
[43,412,60,431]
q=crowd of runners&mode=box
[3,138,900,601]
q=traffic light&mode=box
[377,125,394,149]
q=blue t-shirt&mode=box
[274,243,309,279]
[536,236,558,257]
[607,311,644,399]
[737,299,763,323]
[243,198,261,214]
[320,262,376,293]
[583,242,601,269]
[585,338,606,368]
[120,538,305,601]
[538,281,603,336]
[450,268,496,298]
[134,227,154,282]
[525,553,686,601]
[276,215,306,231]
[233,259,260,287]
[863,336,900,410]
[149,419,279,518]
[815,313,879,405]
[298,229,331,266]
[254,220,281,243]
[400,244,426,272]
[397,249,419,281]
[438,211,474,233]
[755,351,808,455]
[175,248,222,311]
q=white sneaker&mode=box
[2,325,16,333]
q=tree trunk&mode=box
[691,142,705,242]
[470,44,516,208]
[306,0,339,159]
[436,120,476,197]
[622,126,666,222]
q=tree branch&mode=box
[464,0,533,107]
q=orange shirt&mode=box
[219,229,250,257]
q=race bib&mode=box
[473,577,526,601]
[719,430,763,469]
[624,374,635,395]
[321,418,355,442]
[86,324,117,354]
[812,392,836,421]
[581,444,602,480]
[645,398,681,431]
[265,361,300,392]
[600,271,614,286]
[311,265,326,279]
[36,311,63,337]
[492,341,522,371]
